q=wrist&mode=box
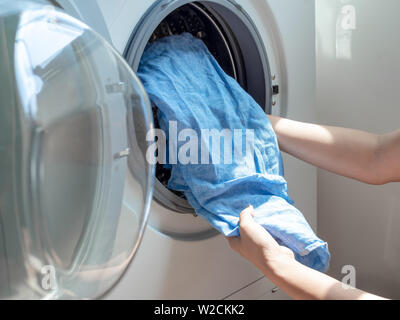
[262,253,299,281]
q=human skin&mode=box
[227,116,400,300]
[268,116,400,186]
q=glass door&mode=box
[0,0,154,299]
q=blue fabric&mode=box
[138,33,330,272]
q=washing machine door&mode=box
[0,0,154,299]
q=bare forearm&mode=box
[263,258,385,300]
[268,115,399,185]
[229,207,387,300]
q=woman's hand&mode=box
[227,206,386,300]
[227,206,295,278]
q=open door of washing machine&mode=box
[0,0,154,299]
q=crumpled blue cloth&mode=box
[138,33,330,272]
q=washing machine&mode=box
[0,0,317,300]
[95,0,317,300]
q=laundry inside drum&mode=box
[127,0,272,216]
[149,2,246,203]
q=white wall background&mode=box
[316,0,400,299]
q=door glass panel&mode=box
[0,1,154,299]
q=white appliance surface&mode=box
[81,0,318,299]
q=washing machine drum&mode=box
[0,1,154,299]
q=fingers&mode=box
[239,205,256,232]
[241,205,255,217]
[240,205,255,222]
[239,205,277,245]
[226,206,255,254]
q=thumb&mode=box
[239,205,256,231]
[239,206,278,245]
